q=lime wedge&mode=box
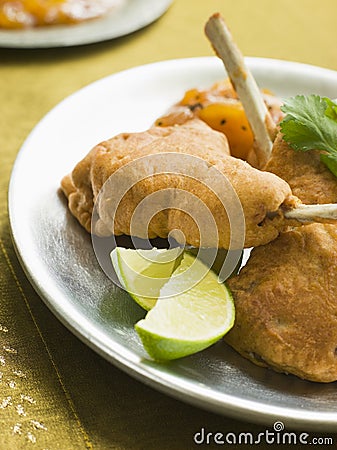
[135,252,235,360]
[110,247,183,310]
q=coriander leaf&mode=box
[280,94,337,155]
[324,97,337,122]
[320,154,337,178]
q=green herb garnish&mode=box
[280,94,337,178]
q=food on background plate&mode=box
[226,223,337,383]
[0,0,121,29]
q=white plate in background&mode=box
[0,0,172,48]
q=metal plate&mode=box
[8,57,337,430]
[0,0,172,48]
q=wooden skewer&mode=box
[205,13,276,168]
[282,203,337,222]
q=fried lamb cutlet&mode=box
[226,223,337,382]
[203,13,337,382]
[61,119,300,249]
[265,132,337,204]
[226,134,337,383]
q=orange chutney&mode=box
[155,80,283,161]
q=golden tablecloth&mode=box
[1,0,337,448]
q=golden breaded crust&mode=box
[227,223,337,382]
[266,133,337,204]
[61,120,297,248]
[61,126,177,232]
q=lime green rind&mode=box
[110,247,182,311]
[135,322,232,360]
[119,247,157,310]
[134,252,235,361]
[136,298,234,361]
[112,247,236,361]
[111,248,155,310]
